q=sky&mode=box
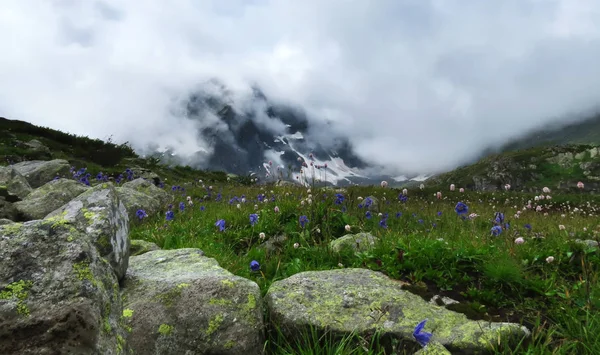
[1,0,600,175]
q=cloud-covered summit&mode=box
[1,0,600,176]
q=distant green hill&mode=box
[0,116,227,183]
[426,144,600,193]
[500,113,600,152]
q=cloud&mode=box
[1,0,600,174]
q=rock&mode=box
[23,139,50,154]
[13,178,90,221]
[265,268,530,354]
[130,239,160,256]
[0,166,33,200]
[0,218,14,226]
[116,178,171,222]
[330,232,379,253]
[45,183,130,281]
[257,234,288,253]
[430,295,460,307]
[574,239,599,249]
[0,197,20,221]
[11,159,71,188]
[0,219,127,354]
[121,249,264,354]
[414,341,451,354]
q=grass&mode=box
[126,178,600,354]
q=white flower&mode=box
[293,242,299,249]
[345,224,351,232]
[514,237,525,245]
[546,256,555,263]
[259,232,266,240]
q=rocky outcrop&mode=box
[121,249,265,354]
[45,183,130,281]
[116,178,171,221]
[0,166,33,200]
[266,268,530,354]
[0,216,127,354]
[330,232,379,253]
[13,178,90,220]
[11,159,71,188]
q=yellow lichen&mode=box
[158,323,173,335]
[0,280,33,316]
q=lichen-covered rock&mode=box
[116,178,170,222]
[122,249,264,355]
[330,232,379,253]
[0,166,32,200]
[0,218,14,226]
[11,159,71,188]
[14,178,90,220]
[130,239,160,256]
[45,183,130,281]
[265,268,529,354]
[0,197,20,221]
[0,220,128,354]
[414,341,451,354]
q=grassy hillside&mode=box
[426,144,600,193]
[0,116,229,184]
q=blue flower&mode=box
[524,223,532,231]
[437,211,442,216]
[491,225,502,236]
[165,210,174,221]
[413,319,433,347]
[334,193,345,205]
[215,219,226,231]
[200,206,205,211]
[396,212,402,218]
[358,203,364,209]
[454,202,468,215]
[364,197,373,208]
[179,202,185,211]
[136,209,147,220]
[299,215,309,228]
[494,212,504,225]
[365,211,372,219]
[379,216,388,228]
[250,260,260,272]
[249,213,259,226]
[398,194,408,203]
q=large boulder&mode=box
[0,197,20,222]
[129,239,160,256]
[330,232,379,253]
[121,249,264,354]
[14,178,90,221]
[116,178,170,221]
[265,268,530,354]
[11,159,71,188]
[45,183,130,281]
[0,219,127,354]
[0,166,32,200]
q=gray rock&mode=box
[0,166,33,200]
[0,220,127,354]
[330,232,379,253]
[0,197,19,221]
[116,178,171,222]
[11,159,71,188]
[122,249,264,354]
[265,268,530,354]
[45,183,130,281]
[130,239,160,256]
[14,178,90,220]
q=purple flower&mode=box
[413,319,433,347]
[299,215,309,228]
[249,213,259,226]
[136,209,147,220]
[215,219,226,232]
[250,260,260,272]
[454,202,468,215]
[165,210,174,221]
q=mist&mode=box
[1,0,600,175]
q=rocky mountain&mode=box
[152,82,429,186]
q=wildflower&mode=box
[505,184,511,191]
[398,194,408,203]
[293,242,299,249]
[237,204,241,209]
[558,224,566,230]
[491,225,502,236]
[577,181,584,189]
[274,206,280,213]
[250,260,260,272]
[299,215,309,228]
[396,212,402,218]
[345,225,351,232]
[179,202,185,211]
[335,194,345,205]
[494,212,504,224]
[379,216,388,228]
[546,256,555,263]
[459,188,464,193]
[436,192,442,199]
[542,187,551,193]
[365,211,372,219]
[249,213,259,226]
[514,237,524,244]
[413,319,433,347]
[259,232,266,240]
[450,184,455,191]
[402,188,408,195]
[524,223,532,231]
[454,202,468,215]
[381,181,388,188]
[215,219,226,232]
[136,209,148,220]
[364,197,373,208]
[419,183,424,190]
[166,210,175,221]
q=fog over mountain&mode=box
[1,1,600,183]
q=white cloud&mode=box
[1,0,600,174]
